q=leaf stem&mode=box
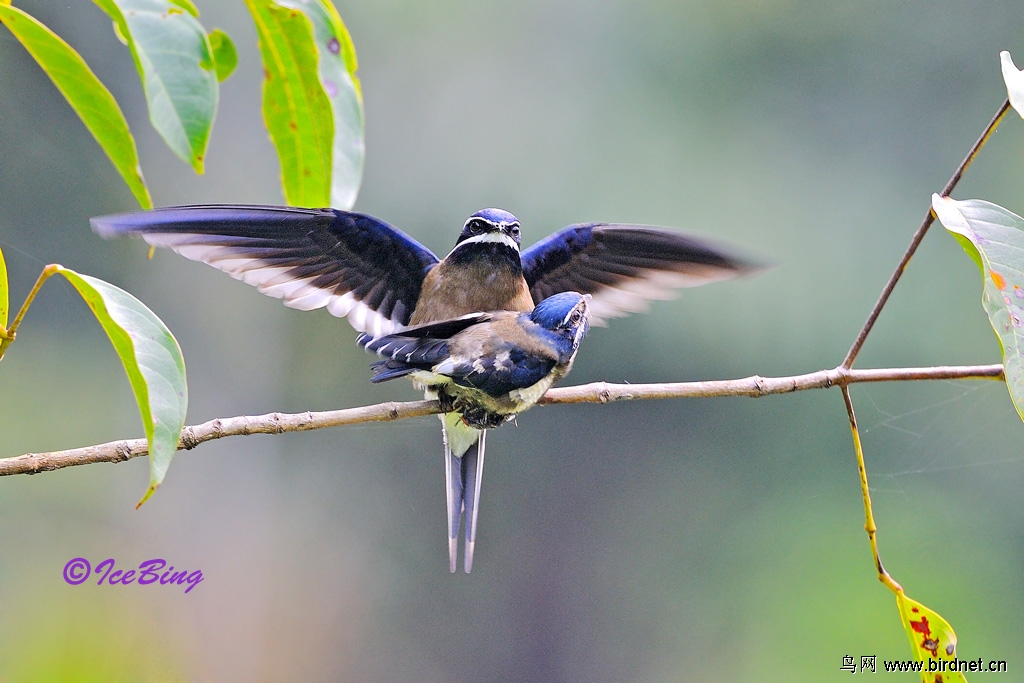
[0,263,60,360]
[842,386,903,594]
[842,98,1012,369]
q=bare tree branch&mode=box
[0,363,1003,478]
[842,98,1012,369]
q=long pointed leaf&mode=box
[0,4,151,208]
[56,268,187,506]
[277,0,364,209]
[92,0,222,173]
[932,195,1024,422]
[244,0,333,207]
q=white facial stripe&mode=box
[464,215,519,229]
[558,300,588,328]
[446,230,520,258]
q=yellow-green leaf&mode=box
[244,0,333,207]
[208,28,237,82]
[277,0,364,209]
[895,591,966,683]
[0,4,151,208]
[169,0,198,14]
[92,0,221,174]
[56,268,187,506]
[932,195,1024,422]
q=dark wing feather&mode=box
[448,348,556,396]
[442,317,560,395]
[521,223,760,325]
[359,312,494,343]
[363,336,453,383]
[356,313,494,384]
[91,205,440,337]
[365,361,419,383]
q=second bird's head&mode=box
[529,292,591,359]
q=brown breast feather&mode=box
[410,262,534,326]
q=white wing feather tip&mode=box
[140,232,401,336]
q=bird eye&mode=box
[469,220,483,234]
[509,226,521,239]
[569,310,582,325]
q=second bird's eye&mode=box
[509,226,520,239]
[570,310,582,325]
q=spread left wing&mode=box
[91,205,440,338]
[521,223,760,325]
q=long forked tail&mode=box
[443,432,461,573]
[463,431,486,573]
[442,415,485,573]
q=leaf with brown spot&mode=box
[895,591,966,683]
[277,0,364,209]
[243,0,333,206]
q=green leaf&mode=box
[1000,51,1024,120]
[932,195,1024,422]
[169,0,198,14]
[895,591,966,683]
[277,0,364,209]
[208,28,238,83]
[0,4,151,208]
[92,0,220,174]
[56,268,187,506]
[0,245,7,330]
[244,0,334,207]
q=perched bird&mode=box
[91,204,758,570]
[358,291,590,572]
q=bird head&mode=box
[453,208,522,252]
[529,291,591,358]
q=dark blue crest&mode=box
[470,208,518,224]
[529,291,587,331]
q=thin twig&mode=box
[0,264,59,360]
[841,386,903,594]
[0,363,1003,477]
[842,98,1012,369]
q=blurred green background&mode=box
[3,1,1024,680]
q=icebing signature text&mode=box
[63,557,203,594]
